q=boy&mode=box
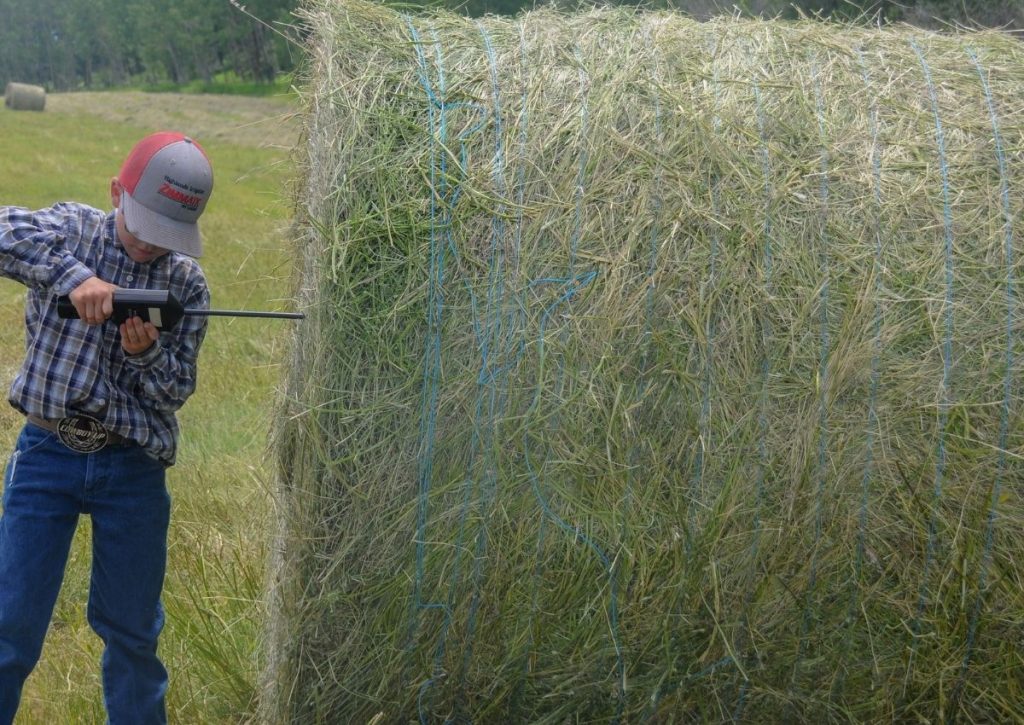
[0,131,214,724]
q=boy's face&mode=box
[110,178,170,264]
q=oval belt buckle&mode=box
[57,414,109,453]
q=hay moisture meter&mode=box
[56,289,304,331]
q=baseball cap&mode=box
[117,131,213,258]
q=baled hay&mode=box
[4,82,46,111]
[268,1,1024,722]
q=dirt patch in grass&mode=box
[46,91,299,150]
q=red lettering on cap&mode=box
[157,181,203,210]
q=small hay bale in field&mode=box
[4,82,46,111]
[267,1,1024,721]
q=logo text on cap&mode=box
[158,179,204,211]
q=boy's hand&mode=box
[69,276,117,324]
[120,316,159,355]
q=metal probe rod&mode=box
[185,309,305,320]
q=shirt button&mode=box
[126,275,134,282]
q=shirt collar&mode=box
[104,210,118,247]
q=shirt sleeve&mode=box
[0,205,96,294]
[122,270,210,412]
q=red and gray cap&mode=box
[117,131,213,258]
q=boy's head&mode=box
[110,132,213,259]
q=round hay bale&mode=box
[4,82,46,111]
[267,1,1024,722]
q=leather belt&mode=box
[27,414,132,452]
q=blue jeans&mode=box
[0,423,170,725]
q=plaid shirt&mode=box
[0,202,209,466]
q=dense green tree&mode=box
[0,0,297,91]
[905,0,1023,28]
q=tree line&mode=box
[0,0,1019,92]
[0,0,296,91]
[466,0,1023,27]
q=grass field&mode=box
[0,91,299,723]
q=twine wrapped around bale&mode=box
[268,1,1024,721]
[4,82,46,111]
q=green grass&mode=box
[0,95,295,723]
[137,72,297,98]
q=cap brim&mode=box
[121,191,203,258]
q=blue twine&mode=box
[644,654,737,720]
[951,46,1015,713]
[404,19,497,722]
[632,24,664,385]
[650,39,737,719]
[833,47,885,703]
[908,38,955,670]
[521,269,620,654]
[732,78,774,722]
[520,42,624,724]
[456,22,512,705]
[686,37,722,561]
[626,26,665,718]
[406,19,454,721]
[643,41,664,365]
[793,54,833,686]
[513,21,543,706]
[752,81,774,561]
[407,17,448,658]
[569,45,588,275]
